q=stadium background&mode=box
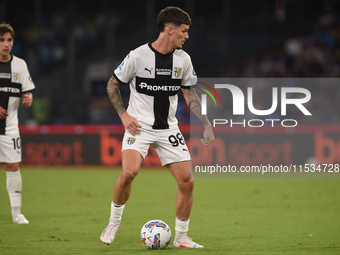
[1,0,340,167]
[1,1,340,254]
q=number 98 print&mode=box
[168,133,185,147]
[294,164,340,173]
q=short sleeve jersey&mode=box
[114,43,197,130]
[0,55,35,135]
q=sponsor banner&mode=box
[20,127,159,166]
[19,125,340,177]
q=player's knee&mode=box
[178,177,194,194]
[4,163,19,172]
[187,178,195,190]
[120,168,138,184]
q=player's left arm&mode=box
[21,60,35,108]
[21,92,33,107]
[182,87,214,146]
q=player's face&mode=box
[171,24,189,49]
[0,32,13,59]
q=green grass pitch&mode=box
[0,167,340,254]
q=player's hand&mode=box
[201,124,214,146]
[22,92,33,107]
[0,106,8,119]
[120,112,142,136]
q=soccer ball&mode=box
[140,219,172,249]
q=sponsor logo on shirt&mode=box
[139,82,181,92]
[0,73,11,79]
[156,68,171,75]
[0,87,21,93]
[145,67,153,75]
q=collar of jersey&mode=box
[148,43,175,57]
[0,54,13,64]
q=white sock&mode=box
[109,202,125,224]
[6,170,22,217]
[175,218,190,239]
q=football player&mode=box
[0,23,35,224]
[100,7,214,248]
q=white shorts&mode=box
[122,126,191,166]
[0,134,22,163]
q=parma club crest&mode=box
[173,67,182,77]
[127,137,136,145]
[12,72,19,81]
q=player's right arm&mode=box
[107,76,141,136]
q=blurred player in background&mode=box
[0,23,35,224]
[100,6,214,248]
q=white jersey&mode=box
[114,43,197,130]
[0,55,35,135]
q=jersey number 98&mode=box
[168,133,185,147]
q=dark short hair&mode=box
[157,6,191,32]
[0,23,15,39]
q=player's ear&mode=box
[166,25,174,36]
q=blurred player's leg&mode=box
[100,149,143,245]
[5,163,29,224]
[167,161,203,248]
